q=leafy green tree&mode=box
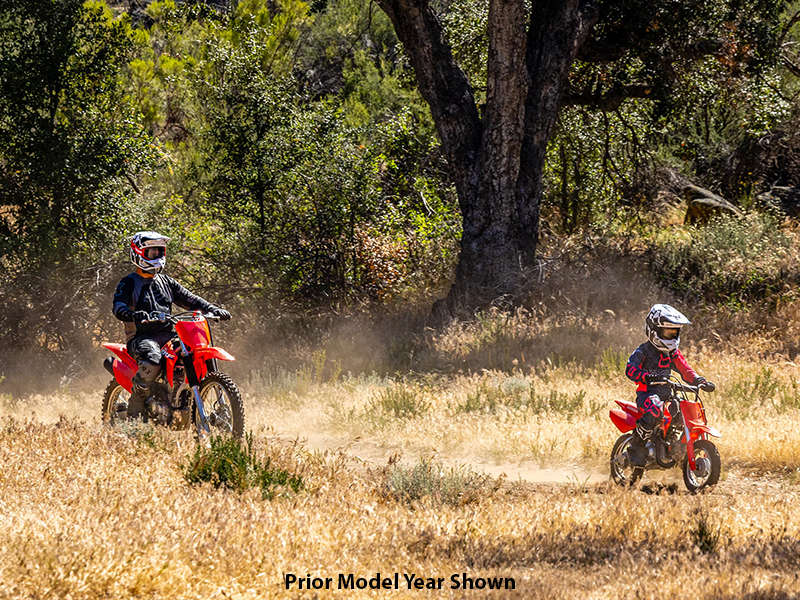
[0,0,162,376]
[0,0,161,265]
[375,0,787,309]
[181,1,458,303]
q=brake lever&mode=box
[142,311,168,324]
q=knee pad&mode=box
[635,412,659,440]
[132,361,160,394]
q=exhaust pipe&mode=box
[103,357,116,376]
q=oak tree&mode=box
[375,0,786,309]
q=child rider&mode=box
[624,304,715,467]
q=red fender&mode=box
[102,343,137,392]
[609,408,637,433]
[194,347,235,363]
[687,420,722,439]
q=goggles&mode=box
[659,327,681,340]
[143,246,166,260]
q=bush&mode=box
[651,212,794,305]
[185,433,304,500]
[381,456,500,506]
[367,383,430,419]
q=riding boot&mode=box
[129,361,159,419]
[627,428,649,467]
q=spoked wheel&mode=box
[683,439,721,493]
[101,379,132,425]
[610,433,644,486]
[197,372,245,439]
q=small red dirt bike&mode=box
[609,376,721,492]
[101,311,244,438]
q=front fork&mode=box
[684,422,698,471]
[193,385,211,437]
[180,342,212,439]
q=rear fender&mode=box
[610,408,637,433]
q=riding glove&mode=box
[211,307,232,321]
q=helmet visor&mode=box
[143,246,165,260]
[660,327,681,340]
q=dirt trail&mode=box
[276,430,609,485]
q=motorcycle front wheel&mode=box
[682,439,721,492]
[197,371,245,439]
[610,433,644,486]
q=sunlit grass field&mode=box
[4,334,800,598]
[6,250,800,600]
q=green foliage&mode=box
[0,0,162,266]
[368,383,429,419]
[187,19,457,303]
[651,212,793,304]
[381,456,499,506]
[185,433,304,499]
[457,378,587,419]
[0,0,166,383]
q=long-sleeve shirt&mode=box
[625,341,699,392]
[113,272,215,341]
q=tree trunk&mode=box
[375,0,597,309]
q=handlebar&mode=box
[648,376,703,394]
[141,310,223,324]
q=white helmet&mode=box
[130,231,170,274]
[645,304,691,353]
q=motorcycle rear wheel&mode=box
[682,439,720,492]
[101,379,132,424]
[610,433,644,486]
[197,371,245,439]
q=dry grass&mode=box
[1,414,800,599]
[5,255,800,598]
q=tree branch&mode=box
[561,84,653,110]
[374,0,482,192]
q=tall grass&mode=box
[651,212,794,305]
[3,416,800,599]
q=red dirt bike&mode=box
[101,311,244,438]
[609,376,721,492]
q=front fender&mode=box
[194,347,235,363]
[688,420,722,439]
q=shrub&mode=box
[691,510,721,554]
[367,383,429,419]
[651,212,793,305]
[185,433,303,500]
[381,456,500,506]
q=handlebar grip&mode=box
[141,311,168,324]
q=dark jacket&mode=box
[113,272,215,341]
[625,341,700,393]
